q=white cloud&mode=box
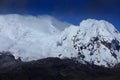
[0,14,71,61]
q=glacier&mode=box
[0,14,120,67]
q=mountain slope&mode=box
[0,15,120,67]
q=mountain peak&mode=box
[57,19,120,67]
[78,19,120,42]
[80,19,118,33]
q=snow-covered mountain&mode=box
[0,14,120,67]
[56,19,120,67]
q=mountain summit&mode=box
[0,15,120,67]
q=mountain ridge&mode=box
[0,15,120,67]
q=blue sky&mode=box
[0,0,119,31]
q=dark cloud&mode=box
[0,0,26,8]
[0,0,119,14]
[87,0,120,13]
[0,0,26,13]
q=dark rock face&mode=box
[0,52,120,80]
[111,39,120,51]
[0,52,21,72]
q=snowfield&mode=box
[0,14,120,67]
